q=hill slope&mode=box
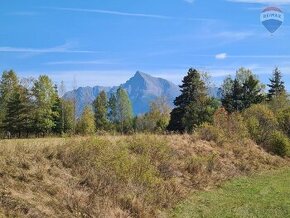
[0,135,287,217]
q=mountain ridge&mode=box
[63,71,180,116]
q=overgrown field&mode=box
[171,168,290,218]
[0,135,288,217]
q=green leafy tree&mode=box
[243,104,278,145]
[93,91,109,131]
[167,68,218,133]
[277,107,290,138]
[135,97,170,132]
[62,100,75,134]
[76,106,96,135]
[116,87,133,133]
[32,75,57,136]
[267,67,286,100]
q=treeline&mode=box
[0,71,72,137]
[0,67,289,145]
[166,67,290,157]
[0,70,171,137]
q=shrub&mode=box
[186,154,217,175]
[277,107,290,138]
[198,108,249,145]
[243,104,278,144]
[268,131,290,157]
[268,93,290,114]
[198,123,225,145]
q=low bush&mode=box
[243,104,278,145]
[198,108,249,145]
[198,123,225,145]
[267,131,290,157]
[277,107,290,138]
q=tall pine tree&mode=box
[0,70,19,134]
[52,85,62,135]
[221,68,264,113]
[267,67,286,100]
[167,68,217,133]
[2,85,32,137]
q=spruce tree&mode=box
[0,70,19,133]
[222,79,244,113]
[52,85,62,135]
[167,68,217,133]
[108,93,118,123]
[2,86,32,137]
[93,91,109,131]
[221,68,264,113]
[243,75,264,109]
[267,67,286,100]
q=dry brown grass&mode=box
[0,135,288,218]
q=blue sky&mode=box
[1,0,290,91]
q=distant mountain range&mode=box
[63,71,181,116]
[64,71,220,117]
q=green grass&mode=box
[171,168,290,218]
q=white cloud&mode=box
[215,53,228,59]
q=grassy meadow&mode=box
[0,135,289,217]
[171,168,290,218]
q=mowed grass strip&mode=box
[171,168,290,218]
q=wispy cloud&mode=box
[50,7,172,19]
[226,54,290,58]
[47,7,211,22]
[215,31,254,41]
[45,59,118,65]
[0,42,97,54]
